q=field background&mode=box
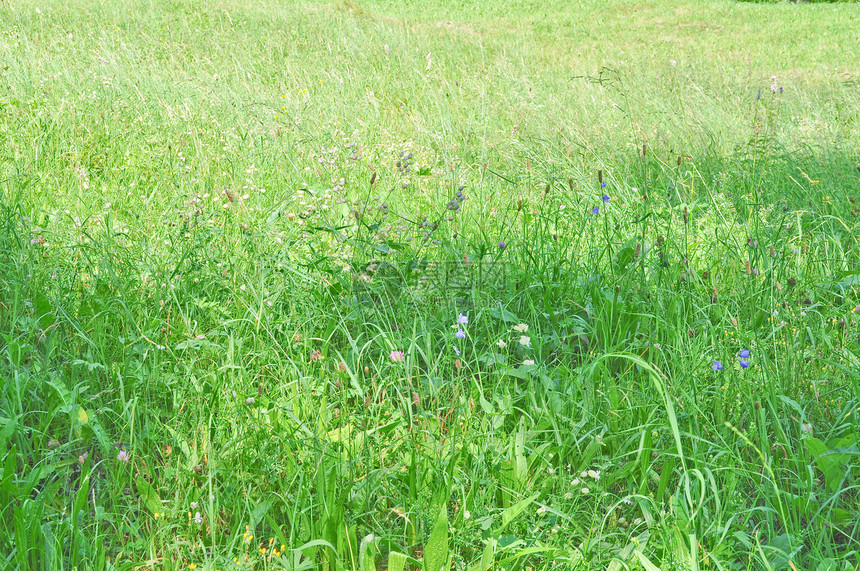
[1,0,860,569]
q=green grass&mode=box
[1,0,859,569]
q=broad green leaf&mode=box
[499,494,538,531]
[135,477,162,514]
[487,307,519,323]
[387,552,409,571]
[358,534,376,571]
[635,551,662,571]
[424,505,449,571]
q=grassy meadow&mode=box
[2,0,860,569]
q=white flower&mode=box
[194,511,203,524]
[464,510,471,520]
[571,478,580,486]
[518,335,531,347]
[536,505,547,515]
[580,471,588,478]
[564,492,573,499]
[513,323,529,333]
[546,466,554,475]
[587,470,600,480]
[190,502,199,509]
[523,359,535,366]
[581,488,590,495]
[496,339,507,349]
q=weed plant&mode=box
[1,0,859,569]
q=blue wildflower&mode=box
[740,359,749,369]
[453,346,461,356]
[739,349,750,359]
[602,195,610,203]
[498,241,506,249]
[455,329,466,339]
[591,207,599,215]
[457,313,468,326]
[712,361,723,371]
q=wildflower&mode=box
[455,329,466,339]
[457,313,468,325]
[190,502,199,509]
[513,323,528,333]
[453,346,460,356]
[739,349,750,359]
[523,359,535,366]
[496,339,507,349]
[581,488,590,495]
[194,511,203,524]
[518,335,531,347]
[310,350,322,361]
[497,241,506,250]
[117,449,130,463]
[389,350,405,363]
[246,397,255,405]
[564,492,573,499]
[587,470,600,480]
[602,195,610,203]
[739,359,749,369]
[712,361,723,371]
[591,207,599,215]
[464,510,471,520]
[536,505,547,515]
[571,478,580,486]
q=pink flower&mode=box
[117,449,130,463]
[389,350,405,363]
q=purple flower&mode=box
[455,329,466,339]
[498,241,506,249]
[457,313,468,325]
[453,346,460,356]
[712,361,723,371]
[739,349,750,359]
[601,182,607,188]
[591,207,599,215]
[740,359,749,369]
[602,195,610,203]
[389,350,405,363]
[117,449,130,463]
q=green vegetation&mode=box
[1,0,859,569]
